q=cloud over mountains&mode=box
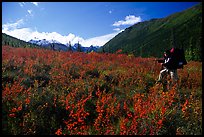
[2,19,122,47]
[113,15,142,27]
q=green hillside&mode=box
[101,3,202,61]
[2,33,40,48]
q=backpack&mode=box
[169,48,187,69]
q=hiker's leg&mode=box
[170,70,178,89]
[158,68,168,91]
[158,68,168,81]
[174,69,179,88]
[170,70,179,82]
[174,69,179,81]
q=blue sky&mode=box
[2,2,200,47]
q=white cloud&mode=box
[113,15,142,27]
[2,19,24,31]
[82,31,121,46]
[27,10,32,15]
[113,28,120,32]
[2,16,124,47]
[2,24,121,47]
[19,2,25,7]
[109,10,112,14]
[3,28,33,41]
[31,2,39,6]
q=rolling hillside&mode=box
[2,33,40,49]
[101,3,202,61]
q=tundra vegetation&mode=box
[2,45,202,135]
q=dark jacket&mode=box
[163,55,177,70]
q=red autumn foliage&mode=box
[2,45,202,135]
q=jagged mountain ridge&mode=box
[28,38,100,52]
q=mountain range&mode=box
[100,3,202,61]
[28,38,100,52]
[2,33,100,53]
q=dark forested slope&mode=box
[101,3,202,61]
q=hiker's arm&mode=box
[163,57,172,67]
[156,58,164,63]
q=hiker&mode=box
[156,48,179,87]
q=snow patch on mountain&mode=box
[28,38,100,52]
[28,38,61,46]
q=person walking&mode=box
[157,49,179,90]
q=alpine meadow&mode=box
[2,2,202,135]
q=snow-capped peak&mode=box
[47,39,61,44]
[28,38,100,52]
[28,38,62,46]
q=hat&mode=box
[170,48,174,53]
